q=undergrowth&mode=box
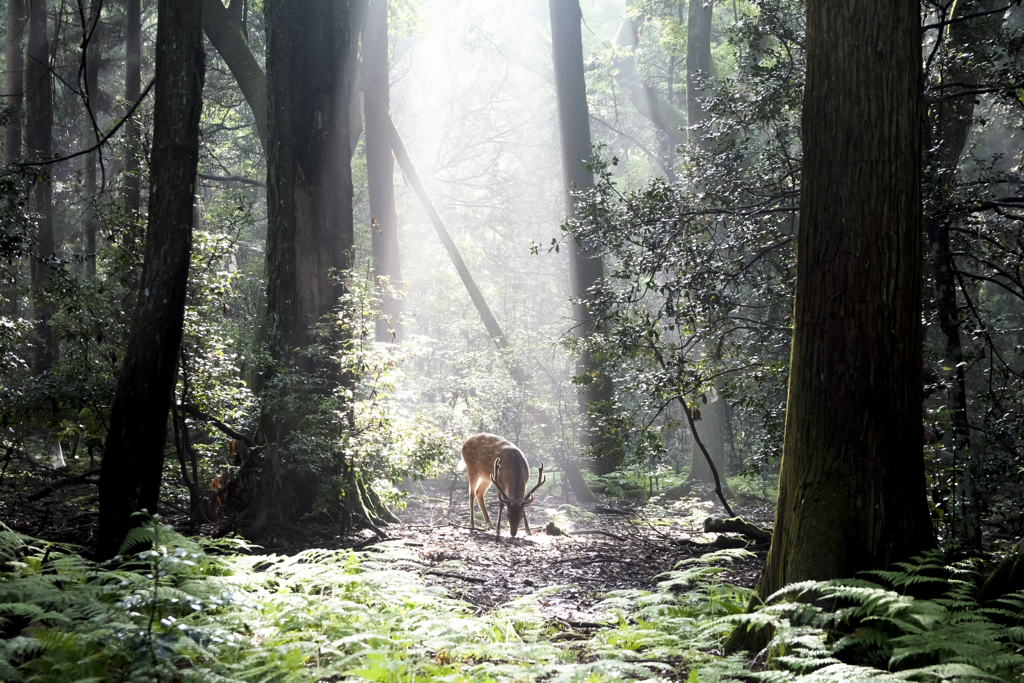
[0,522,1021,682]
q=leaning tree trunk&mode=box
[97,0,205,560]
[25,0,55,374]
[362,0,403,342]
[755,0,933,599]
[550,0,616,475]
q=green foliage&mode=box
[717,551,1024,682]
[3,529,1023,683]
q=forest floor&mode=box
[1,469,772,624]
[366,479,771,623]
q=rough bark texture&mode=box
[97,0,205,560]
[549,0,615,474]
[262,0,355,444]
[26,0,55,373]
[4,0,26,166]
[756,0,933,597]
[202,0,268,152]
[362,0,403,342]
[685,0,713,144]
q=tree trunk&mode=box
[686,0,713,145]
[612,3,687,148]
[26,0,55,374]
[549,0,615,474]
[755,0,933,598]
[684,389,733,497]
[124,0,141,244]
[261,0,356,443]
[202,0,267,153]
[84,0,102,276]
[97,0,205,560]
[362,0,403,342]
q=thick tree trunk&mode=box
[755,0,933,597]
[261,0,356,444]
[26,0,55,373]
[549,0,615,474]
[686,0,713,145]
[124,0,141,243]
[362,0,403,342]
[97,0,205,560]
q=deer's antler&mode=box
[489,457,511,502]
[523,463,545,504]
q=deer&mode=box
[461,433,545,537]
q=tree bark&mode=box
[755,0,933,598]
[261,0,357,444]
[549,0,615,474]
[202,0,268,153]
[25,0,55,373]
[97,0,205,560]
[362,0,403,342]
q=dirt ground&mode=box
[2,471,771,623]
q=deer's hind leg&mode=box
[473,481,493,529]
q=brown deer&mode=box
[461,433,545,537]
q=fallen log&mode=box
[703,516,772,545]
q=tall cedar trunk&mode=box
[3,0,27,319]
[549,0,615,474]
[362,0,403,342]
[262,0,355,444]
[924,0,1000,551]
[26,0,55,374]
[124,0,141,242]
[755,0,933,597]
[685,0,713,144]
[97,0,205,560]
[84,1,102,276]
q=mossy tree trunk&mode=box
[755,0,933,598]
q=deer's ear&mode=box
[523,496,536,507]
